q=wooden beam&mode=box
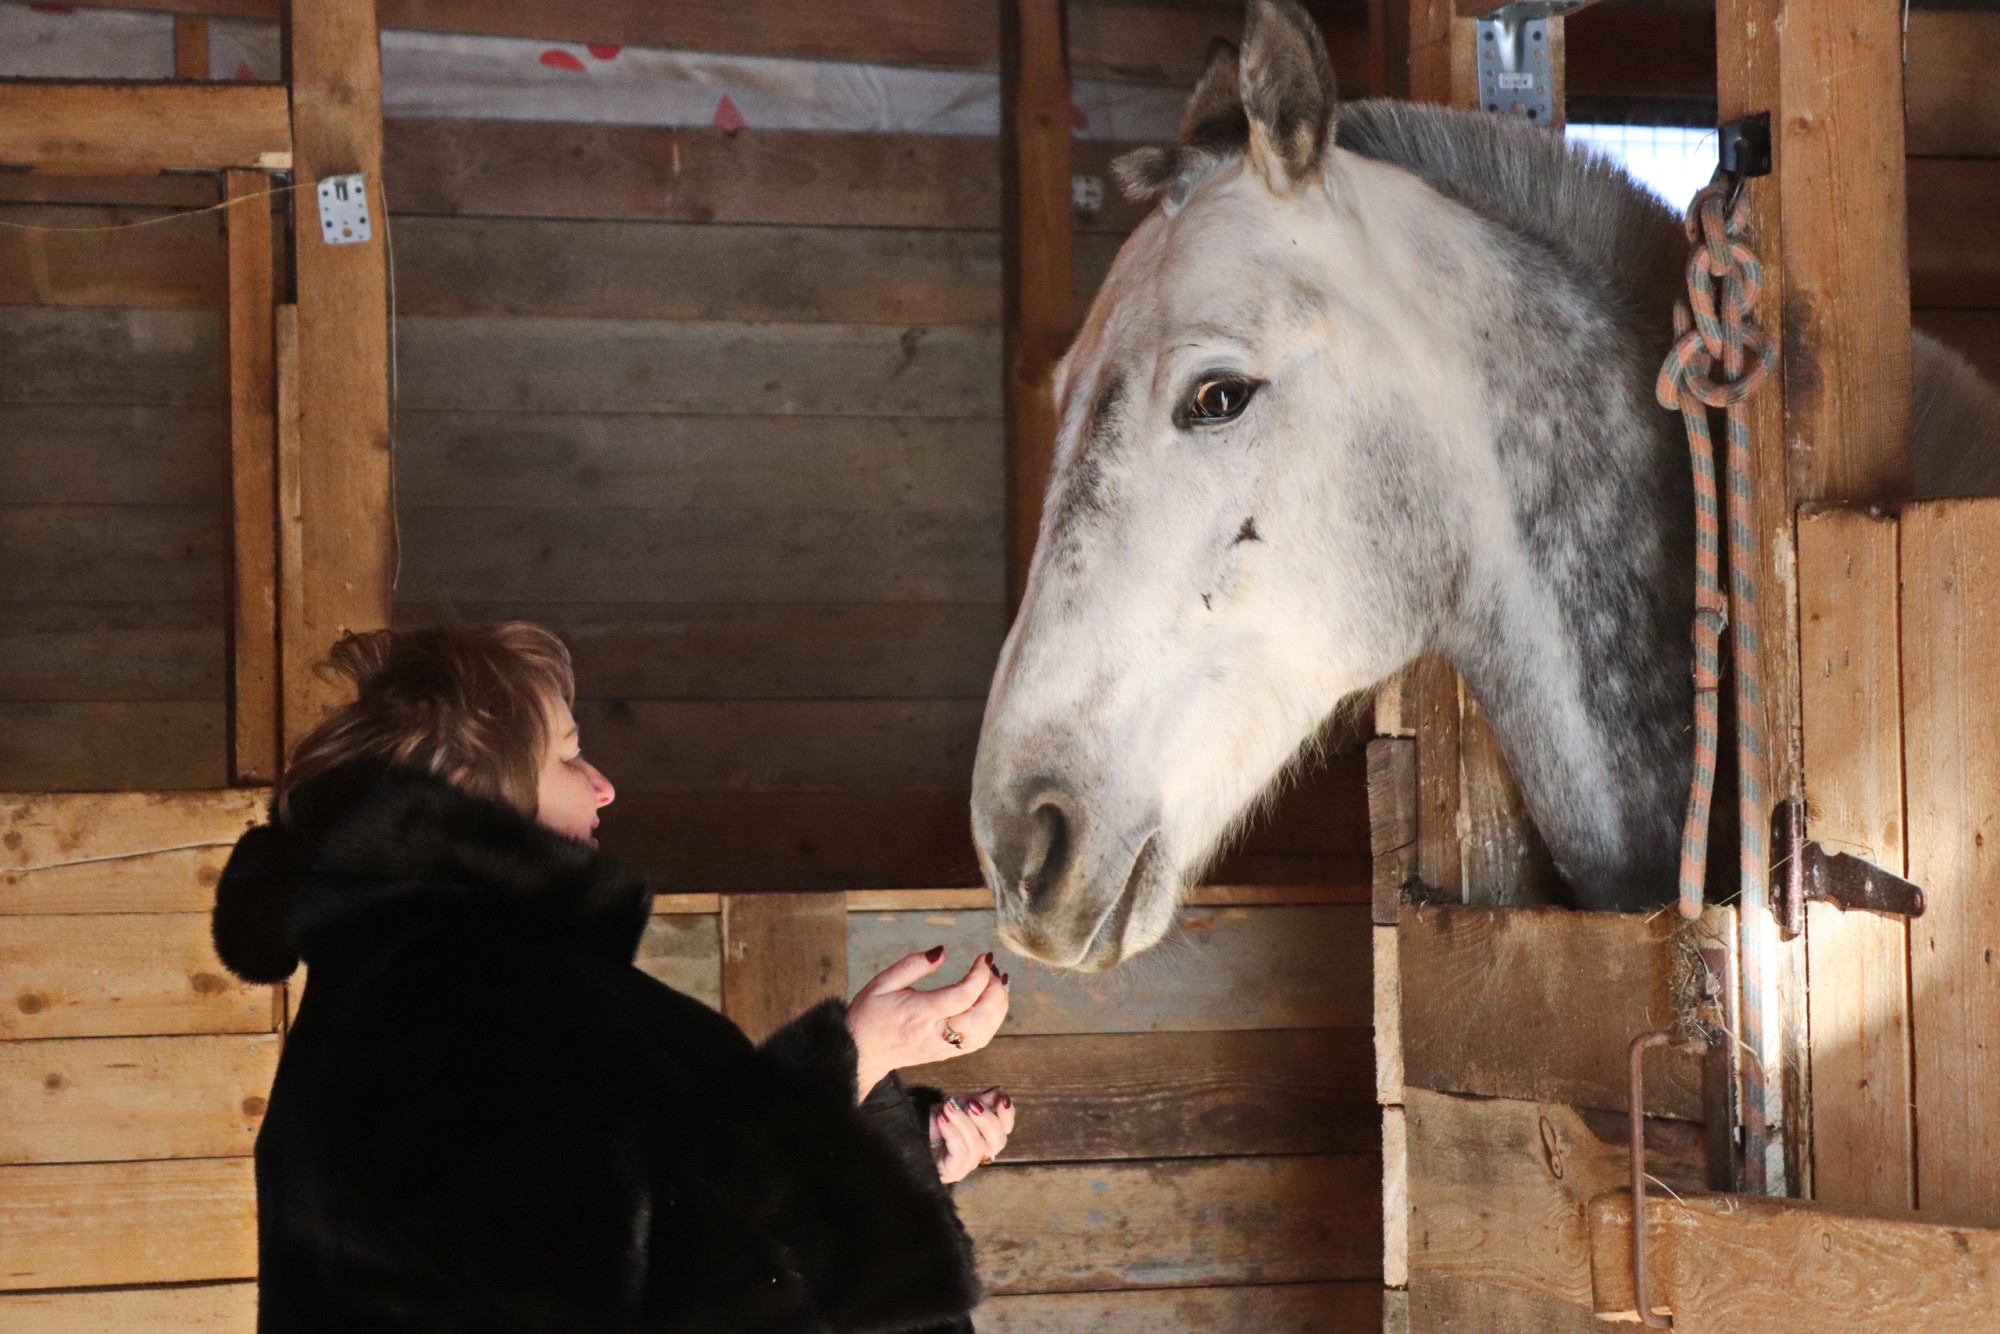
[1000,0,1074,608]
[224,170,280,784]
[174,14,210,79]
[0,84,289,173]
[287,0,393,741]
[719,892,849,1046]
[1900,498,2000,1222]
[1796,507,1913,1211]
[273,303,308,760]
[58,0,1373,88]
[1588,1191,2000,1332]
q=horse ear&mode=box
[1179,37,1246,145]
[1112,38,1247,204]
[1240,0,1340,188]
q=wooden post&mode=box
[1000,0,1074,609]
[274,304,308,759]
[286,0,392,740]
[173,15,208,80]
[720,894,850,1047]
[1718,0,1913,1199]
[223,171,279,784]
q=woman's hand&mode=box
[846,948,1009,1099]
[931,1087,1015,1185]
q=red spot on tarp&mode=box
[1070,103,1089,131]
[711,94,746,133]
[588,43,621,60]
[539,48,587,71]
[234,60,257,81]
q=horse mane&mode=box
[1333,100,1690,350]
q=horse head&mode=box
[972,0,1702,969]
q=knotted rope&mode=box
[1655,171,1777,1189]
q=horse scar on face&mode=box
[1234,517,1261,544]
[1202,592,1213,609]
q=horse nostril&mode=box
[1020,795,1075,905]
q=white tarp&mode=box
[1,3,1187,142]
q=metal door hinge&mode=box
[1772,798,1927,939]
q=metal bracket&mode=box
[1718,112,1772,179]
[1475,5,1558,125]
[1772,798,1927,939]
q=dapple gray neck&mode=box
[1340,103,1696,904]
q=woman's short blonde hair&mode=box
[277,622,576,820]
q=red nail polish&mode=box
[1001,972,1011,987]
[968,1100,984,1115]
[925,945,945,963]
[1000,1094,1013,1110]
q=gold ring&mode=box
[942,1022,965,1048]
[979,1156,994,1166]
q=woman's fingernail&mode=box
[1001,972,1011,988]
[925,945,945,963]
[986,951,998,972]
[1000,1094,1013,1110]
[968,1099,984,1115]
[947,1096,963,1112]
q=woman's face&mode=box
[536,695,616,845]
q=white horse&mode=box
[969,0,2000,971]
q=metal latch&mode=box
[1772,798,1927,939]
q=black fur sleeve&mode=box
[756,997,862,1104]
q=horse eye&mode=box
[1183,377,1257,425]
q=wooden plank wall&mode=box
[0,189,235,792]
[362,5,1374,895]
[1909,9,2000,386]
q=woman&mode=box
[213,623,1013,1333]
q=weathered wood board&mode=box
[0,1282,255,1334]
[0,1157,258,1291]
[424,602,1007,701]
[0,83,290,172]
[1589,1192,2000,1332]
[391,413,1000,513]
[961,1154,1380,1294]
[394,317,1001,418]
[980,1281,1381,1333]
[0,1034,276,1165]
[397,506,1001,606]
[850,904,1373,1033]
[1900,499,2000,1222]
[1,914,275,1040]
[1797,508,1914,1210]
[577,698,983,793]
[1397,905,1708,1120]
[1405,1088,1705,1314]
[903,1028,1377,1161]
[0,702,228,791]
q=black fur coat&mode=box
[213,765,980,1334]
